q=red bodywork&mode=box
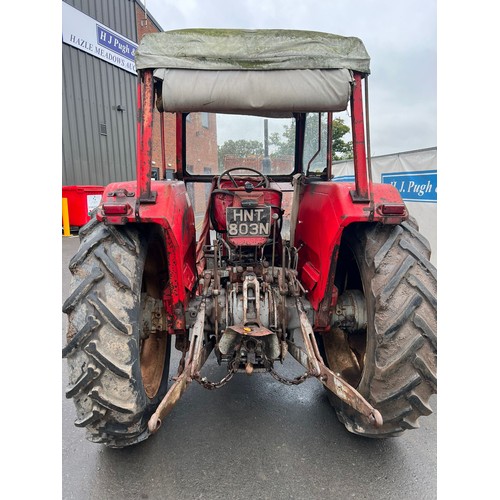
[211,180,283,247]
[293,181,405,328]
[97,68,407,333]
[97,180,197,332]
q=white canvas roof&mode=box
[136,29,370,116]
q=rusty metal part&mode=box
[140,332,169,399]
[318,362,383,427]
[193,366,234,389]
[148,369,189,433]
[331,290,367,334]
[291,297,383,428]
[147,332,211,433]
[263,353,309,386]
[322,327,362,388]
[242,273,260,325]
[295,297,321,376]
[193,353,237,389]
[148,280,212,433]
[141,295,168,339]
[226,324,274,337]
[213,240,220,340]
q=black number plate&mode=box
[226,206,271,238]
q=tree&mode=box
[270,114,353,161]
[217,114,353,171]
[331,117,353,161]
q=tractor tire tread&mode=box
[336,220,437,437]
[64,221,154,447]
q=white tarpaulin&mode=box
[153,68,353,116]
[333,147,437,265]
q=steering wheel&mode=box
[217,167,270,189]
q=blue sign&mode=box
[381,170,437,203]
[63,3,138,74]
[332,175,355,182]
[97,26,136,62]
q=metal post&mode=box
[326,112,333,179]
[350,72,370,202]
[262,119,271,174]
[136,69,155,202]
[160,111,166,179]
[62,198,70,236]
[364,76,375,212]
[175,112,184,178]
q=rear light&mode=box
[379,204,406,215]
[102,203,131,215]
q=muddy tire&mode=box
[323,220,437,437]
[62,219,171,448]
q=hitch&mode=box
[148,280,382,434]
[287,297,383,428]
[148,276,214,433]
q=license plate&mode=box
[226,206,271,237]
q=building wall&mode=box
[185,113,218,221]
[63,0,218,223]
[62,0,138,186]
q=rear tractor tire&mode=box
[322,219,437,437]
[62,218,171,448]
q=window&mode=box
[186,113,295,176]
[201,112,209,128]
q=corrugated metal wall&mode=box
[62,0,138,186]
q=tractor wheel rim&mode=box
[141,331,168,399]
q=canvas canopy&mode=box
[136,29,370,116]
[135,29,370,73]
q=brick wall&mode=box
[185,113,218,222]
[223,155,294,175]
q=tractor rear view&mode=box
[63,29,437,448]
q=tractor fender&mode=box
[293,181,406,327]
[96,180,197,328]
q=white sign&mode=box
[87,194,102,215]
[333,147,437,265]
[62,2,138,75]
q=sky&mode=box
[140,0,436,157]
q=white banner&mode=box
[62,2,138,75]
[333,148,437,265]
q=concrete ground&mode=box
[62,235,437,500]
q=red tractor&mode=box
[63,29,437,447]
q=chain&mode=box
[192,353,310,388]
[267,365,310,386]
[262,355,310,386]
[193,356,239,390]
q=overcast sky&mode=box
[140,0,436,157]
